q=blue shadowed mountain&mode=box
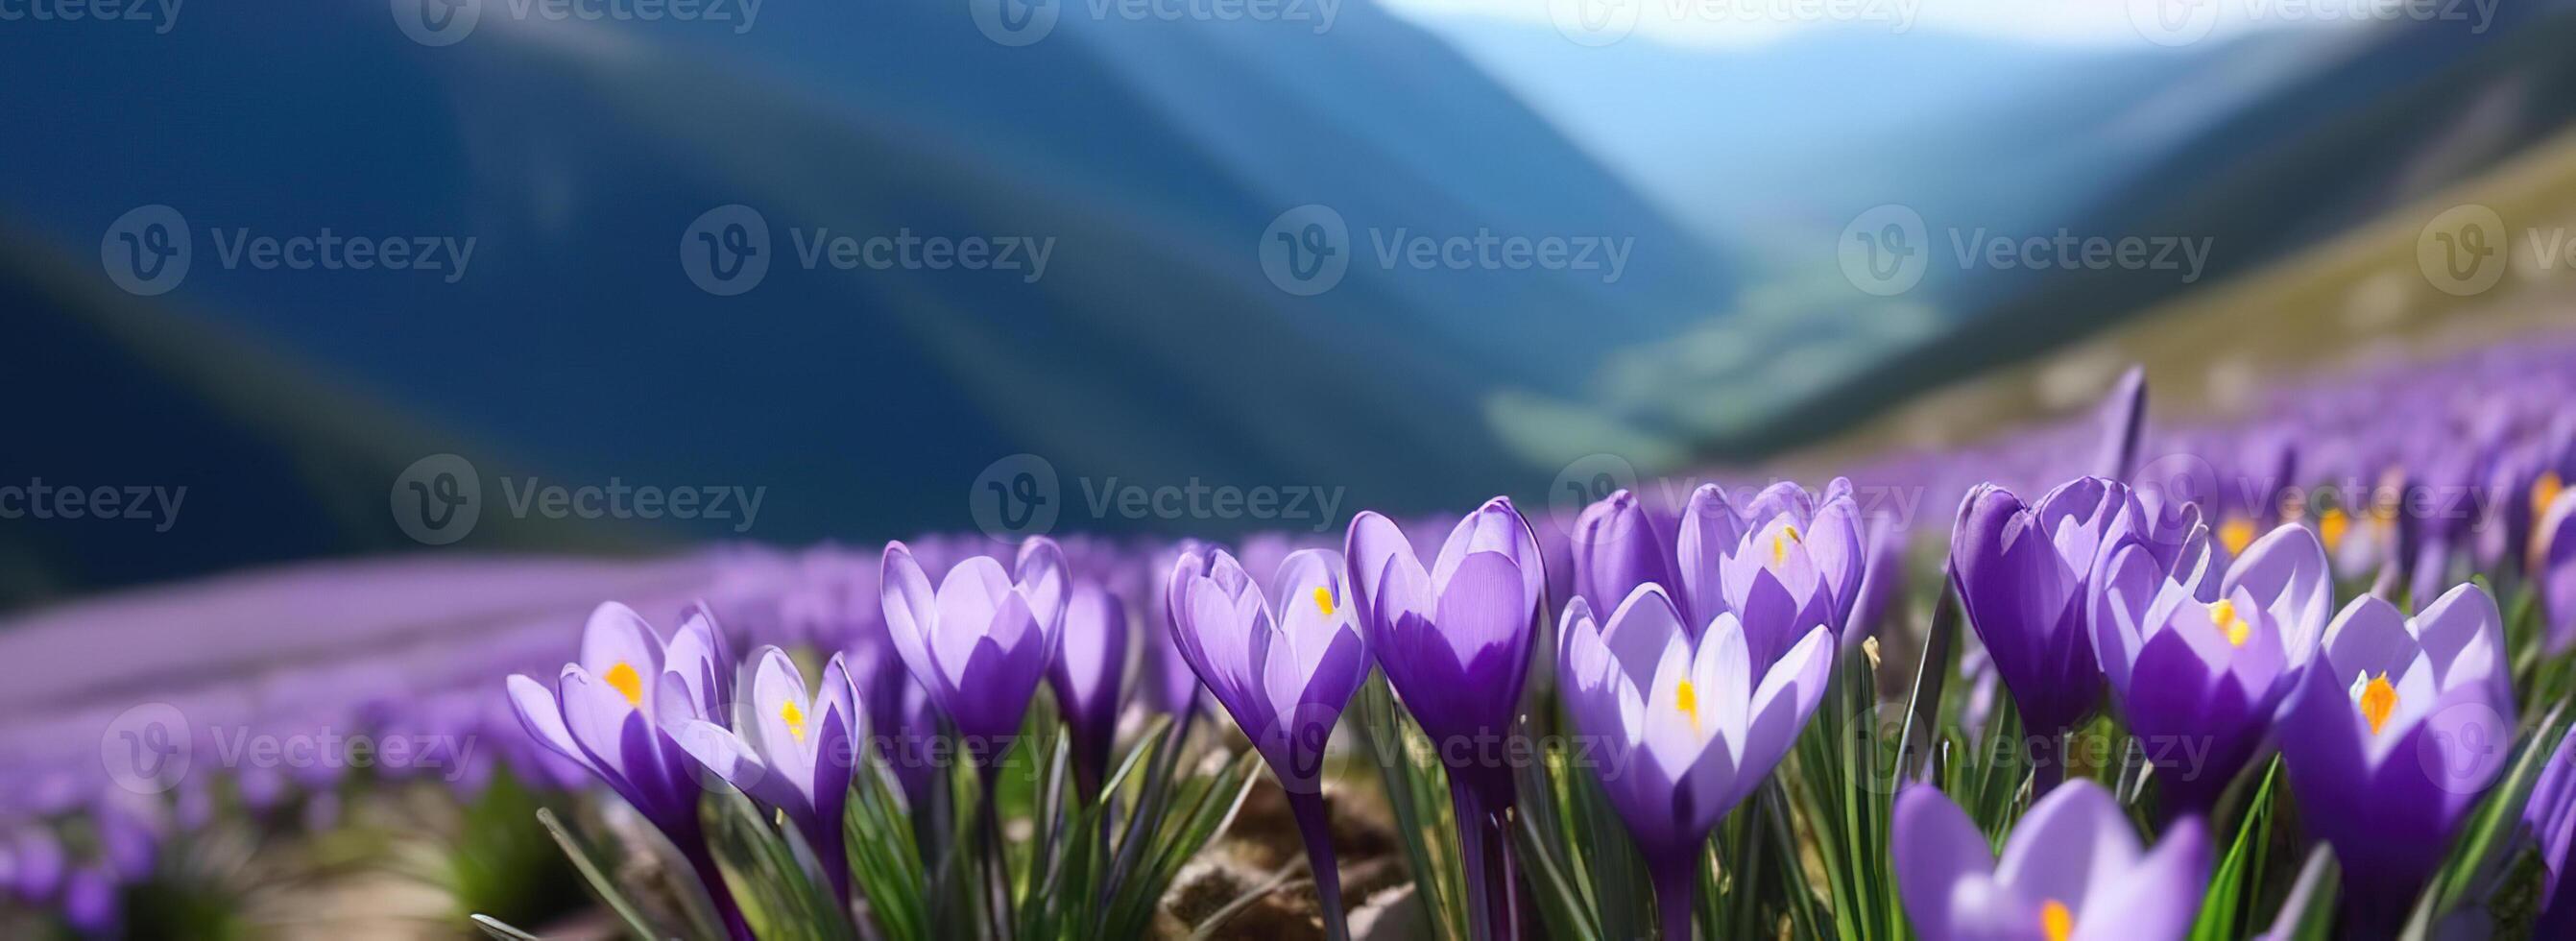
[0,0,1727,600]
[5,0,2576,603]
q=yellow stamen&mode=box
[780,699,808,744]
[2537,472,2567,572]
[1769,524,1803,566]
[1312,586,1336,617]
[2219,518,2256,557]
[2357,672,2397,736]
[2208,599,2249,647]
[2317,507,2350,553]
[604,662,645,708]
[2041,900,2074,941]
[1675,681,1701,736]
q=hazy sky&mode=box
[1380,0,2405,49]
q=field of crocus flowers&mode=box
[7,334,2576,941]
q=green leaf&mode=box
[533,808,671,941]
[2188,760,2279,941]
[2429,702,2568,915]
[468,914,543,941]
[2268,845,2342,941]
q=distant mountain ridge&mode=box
[0,0,1724,600]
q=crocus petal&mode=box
[1573,490,1675,618]
[2071,817,2209,941]
[1994,780,2140,916]
[505,673,588,770]
[1894,784,1996,940]
[880,542,942,696]
[2223,522,2332,660]
[1676,483,1745,627]
[1345,511,1429,634]
[2322,594,2416,682]
[671,718,802,812]
[2414,583,2505,697]
[746,646,819,805]
[1016,536,1070,641]
[1599,583,1689,688]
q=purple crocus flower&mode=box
[1140,539,1214,723]
[1345,496,1543,939]
[2091,521,2331,812]
[1049,578,1129,800]
[1168,546,1371,938]
[1345,497,1544,766]
[10,825,62,903]
[1894,779,2210,941]
[2538,489,2576,656]
[2095,364,2147,481]
[1569,488,1676,618]
[1557,584,1834,940]
[879,537,1068,761]
[60,865,118,937]
[1574,480,1867,665]
[505,601,752,939]
[674,647,861,905]
[841,587,943,808]
[2278,583,2514,929]
[1950,477,2140,786]
[1842,512,1907,647]
[2524,724,2576,937]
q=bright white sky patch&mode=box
[1379,0,2454,50]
